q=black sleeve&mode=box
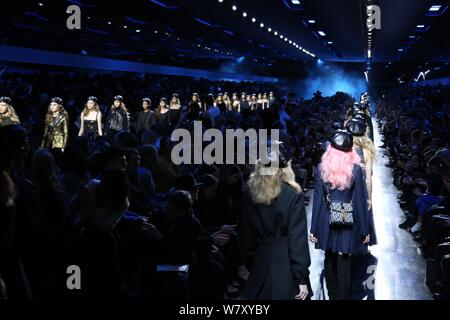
[241,195,258,267]
[149,112,157,127]
[122,110,129,131]
[353,165,369,237]
[190,214,213,253]
[310,168,324,235]
[287,193,311,286]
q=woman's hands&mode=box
[295,284,309,300]
[362,234,370,244]
[212,231,230,247]
[310,233,318,243]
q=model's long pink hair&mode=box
[319,144,361,190]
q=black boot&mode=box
[337,254,352,300]
[324,251,338,300]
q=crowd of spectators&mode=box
[376,84,450,298]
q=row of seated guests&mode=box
[0,70,359,300]
[0,123,252,300]
[375,84,450,299]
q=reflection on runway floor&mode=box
[307,120,433,300]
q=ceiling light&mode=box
[417,24,425,28]
[242,12,247,17]
[280,34,283,38]
[274,31,278,35]
[327,41,333,44]
[123,25,128,29]
[292,0,301,4]
[38,2,44,6]
[107,21,112,25]
[136,29,141,33]
[260,23,264,28]
[429,5,441,11]
[368,49,372,58]
[409,35,415,39]
[308,19,316,24]
[268,27,272,32]
[251,17,256,23]
[289,40,292,44]
[398,48,404,52]
[318,31,326,36]
[218,0,224,2]
[232,5,237,11]
[284,38,288,41]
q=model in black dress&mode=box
[78,96,103,143]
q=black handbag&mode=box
[323,182,354,226]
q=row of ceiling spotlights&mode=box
[218,0,316,58]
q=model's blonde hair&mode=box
[247,162,301,205]
[353,135,376,163]
[0,104,20,125]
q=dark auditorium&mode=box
[0,0,449,310]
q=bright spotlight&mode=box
[251,17,256,23]
[268,27,272,32]
[260,23,264,28]
[242,12,247,17]
[232,5,237,11]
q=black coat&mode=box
[105,108,129,134]
[241,183,311,300]
[134,110,156,133]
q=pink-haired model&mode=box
[310,130,370,300]
[319,144,362,191]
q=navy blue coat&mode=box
[310,165,369,255]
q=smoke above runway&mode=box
[298,63,367,99]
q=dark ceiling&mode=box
[0,0,448,80]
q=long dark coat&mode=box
[134,110,156,133]
[241,183,311,300]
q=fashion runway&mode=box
[307,119,433,300]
